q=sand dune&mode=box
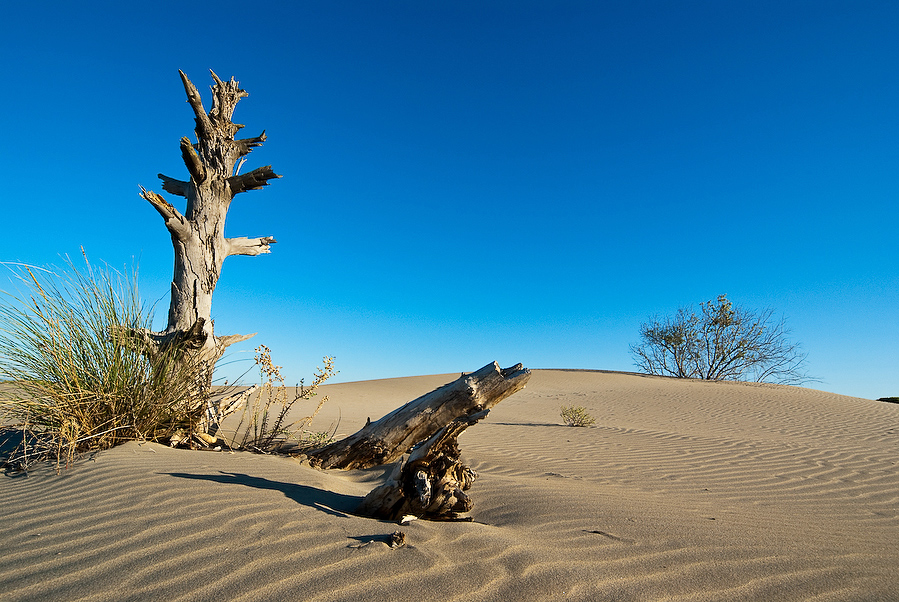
[2,369,897,601]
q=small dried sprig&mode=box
[227,348,337,453]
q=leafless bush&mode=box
[630,294,814,385]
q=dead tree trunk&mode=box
[135,70,279,406]
[308,361,530,468]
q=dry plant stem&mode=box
[225,346,336,453]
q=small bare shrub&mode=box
[560,405,596,427]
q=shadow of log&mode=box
[165,471,361,517]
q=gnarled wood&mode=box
[308,362,530,470]
[136,70,280,410]
[356,410,488,521]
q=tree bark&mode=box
[307,362,531,470]
[135,71,280,404]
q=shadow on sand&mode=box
[165,471,362,517]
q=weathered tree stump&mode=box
[134,70,279,406]
[307,361,530,521]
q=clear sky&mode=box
[2,1,896,399]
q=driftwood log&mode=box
[308,362,530,470]
[307,361,531,521]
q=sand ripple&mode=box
[2,370,897,600]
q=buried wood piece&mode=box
[307,362,531,470]
[356,410,490,521]
[202,384,258,438]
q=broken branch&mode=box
[139,187,189,239]
[227,166,282,195]
[226,237,277,257]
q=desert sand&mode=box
[1,369,897,601]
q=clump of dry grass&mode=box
[0,255,339,471]
[560,405,596,427]
[224,345,338,454]
[0,254,201,471]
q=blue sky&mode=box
[2,1,896,399]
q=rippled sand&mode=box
[2,369,897,601]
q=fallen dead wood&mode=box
[307,361,530,471]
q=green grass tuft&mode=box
[0,254,200,469]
